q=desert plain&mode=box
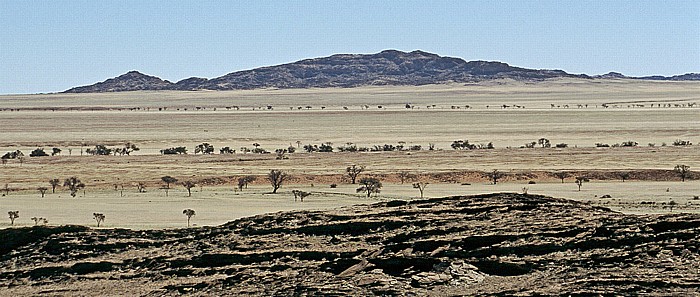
[0,78,698,229]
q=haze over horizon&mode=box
[1,0,699,94]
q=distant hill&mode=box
[63,50,698,93]
[65,71,174,93]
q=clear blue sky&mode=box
[1,0,698,94]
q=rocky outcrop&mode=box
[64,71,174,93]
[1,193,699,295]
[63,50,589,93]
[635,73,700,81]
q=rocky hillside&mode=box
[64,50,589,92]
[1,193,699,296]
[65,71,175,93]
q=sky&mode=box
[1,0,698,94]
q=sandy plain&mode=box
[0,78,698,229]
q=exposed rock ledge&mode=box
[1,193,699,296]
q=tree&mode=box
[553,171,569,183]
[31,217,48,225]
[194,143,214,154]
[292,190,311,202]
[668,200,678,212]
[137,182,146,193]
[93,213,105,227]
[575,176,589,191]
[398,171,416,184]
[37,187,48,198]
[674,165,691,182]
[618,171,630,182]
[220,147,235,154]
[487,169,505,185]
[319,142,334,152]
[183,209,196,227]
[64,177,85,197]
[268,170,288,193]
[346,165,365,184]
[29,148,49,157]
[8,211,19,226]
[161,176,178,196]
[182,181,196,197]
[51,147,61,156]
[237,176,256,191]
[538,138,551,148]
[85,144,112,155]
[275,148,288,160]
[49,179,60,193]
[119,142,140,155]
[412,182,428,198]
[161,147,188,154]
[1,150,23,159]
[357,177,382,197]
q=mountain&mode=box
[594,71,628,79]
[63,50,588,93]
[635,73,700,81]
[62,50,699,93]
[65,71,174,93]
[2,193,699,295]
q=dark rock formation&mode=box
[1,193,699,295]
[64,71,174,93]
[635,73,700,81]
[63,50,590,93]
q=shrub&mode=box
[29,148,49,157]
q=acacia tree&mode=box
[161,176,178,196]
[575,176,589,191]
[49,179,60,193]
[487,170,505,185]
[119,142,140,155]
[183,209,196,227]
[8,211,19,226]
[538,138,551,148]
[292,190,311,202]
[237,176,256,191]
[346,165,365,184]
[31,217,48,225]
[618,171,631,182]
[194,143,214,154]
[412,182,428,198]
[398,171,416,184]
[674,165,691,182]
[553,171,569,183]
[182,181,196,197]
[268,170,288,193]
[37,187,48,198]
[356,177,382,198]
[93,213,105,227]
[64,177,85,197]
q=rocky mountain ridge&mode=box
[65,50,592,93]
[1,193,699,295]
[64,50,700,93]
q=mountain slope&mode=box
[1,193,699,296]
[63,50,587,93]
[65,71,174,93]
[62,50,699,93]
